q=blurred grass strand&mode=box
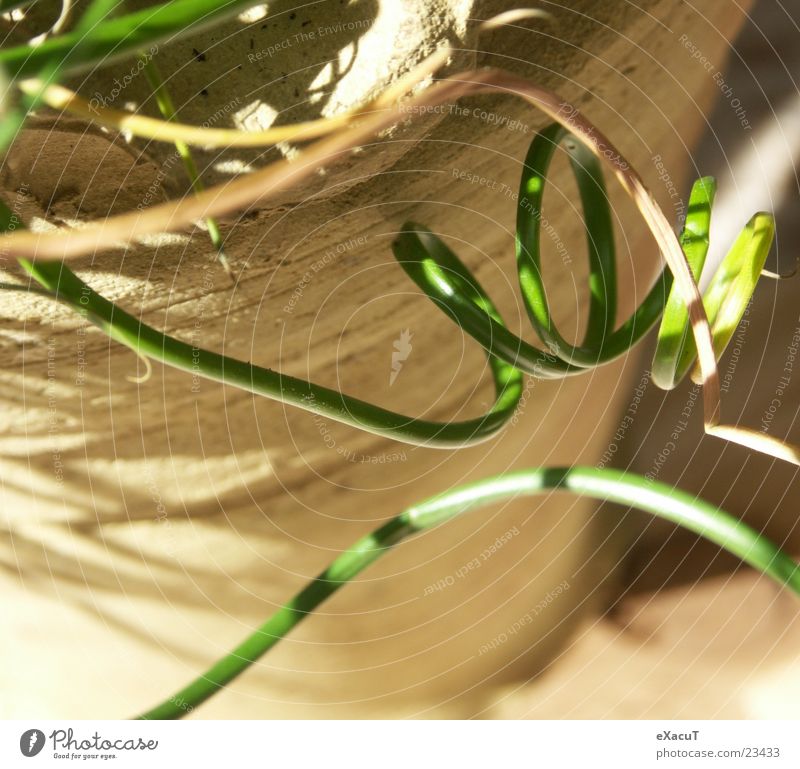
[140,53,234,279]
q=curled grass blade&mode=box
[0,29,796,458]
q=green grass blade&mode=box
[651,176,715,390]
[0,0,269,80]
[689,212,775,382]
[0,0,124,151]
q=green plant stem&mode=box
[139,53,233,277]
[18,253,523,446]
[137,465,800,719]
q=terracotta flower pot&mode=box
[0,0,752,718]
